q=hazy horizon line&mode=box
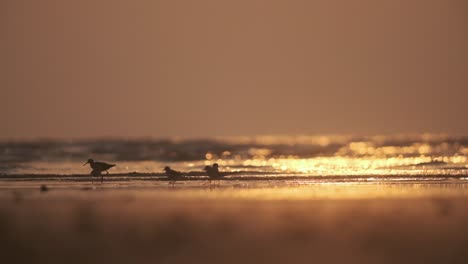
[1,132,466,143]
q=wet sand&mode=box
[1,180,468,264]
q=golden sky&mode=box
[1,0,467,139]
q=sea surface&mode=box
[1,134,467,178]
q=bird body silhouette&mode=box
[83,159,115,183]
[163,166,183,184]
[204,163,222,184]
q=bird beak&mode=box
[83,162,89,166]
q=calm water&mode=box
[1,134,466,178]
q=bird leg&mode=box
[102,170,109,184]
[202,179,211,186]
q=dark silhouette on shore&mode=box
[204,163,222,184]
[163,166,184,185]
[40,184,49,192]
[83,159,116,183]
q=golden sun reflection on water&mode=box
[10,154,468,176]
[210,183,468,200]
[102,181,468,200]
[208,155,468,176]
[202,135,467,176]
[2,180,467,201]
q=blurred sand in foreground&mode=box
[1,182,468,264]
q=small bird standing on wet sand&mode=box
[163,166,184,185]
[204,163,222,184]
[83,158,116,183]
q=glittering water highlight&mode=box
[1,134,467,178]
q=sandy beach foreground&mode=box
[1,180,468,264]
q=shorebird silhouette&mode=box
[163,166,183,185]
[204,163,222,184]
[40,184,49,192]
[83,159,115,183]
